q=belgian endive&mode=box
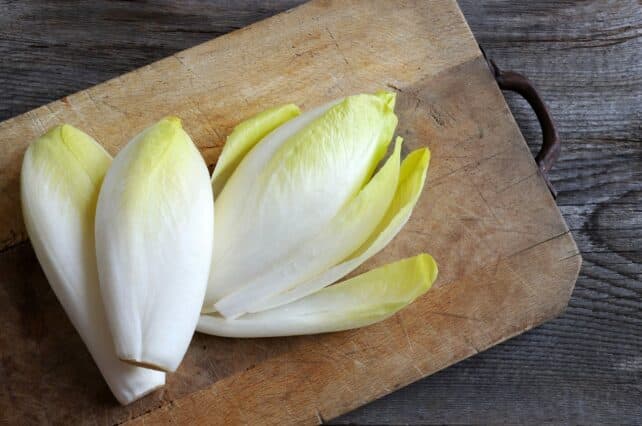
[202,92,433,324]
[21,124,165,404]
[95,117,213,373]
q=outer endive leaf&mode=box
[204,93,397,311]
[214,137,403,318]
[211,104,300,195]
[96,117,214,373]
[253,147,431,312]
[21,124,165,405]
[197,254,437,337]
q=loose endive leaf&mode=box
[211,104,300,195]
[253,147,431,312]
[215,137,403,318]
[21,124,165,405]
[96,117,213,373]
[197,254,437,338]
[204,93,397,312]
[203,100,336,308]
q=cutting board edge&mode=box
[123,231,582,426]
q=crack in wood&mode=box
[325,27,350,66]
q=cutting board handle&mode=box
[481,47,561,198]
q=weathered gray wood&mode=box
[0,0,639,424]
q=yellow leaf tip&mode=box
[162,116,183,128]
[37,123,66,141]
[59,123,89,140]
[407,147,431,166]
[375,90,397,110]
[418,253,438,286]
[284,103,302,114]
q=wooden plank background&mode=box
[0,0,639,424]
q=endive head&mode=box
[21,124,166,404]
[96,116,214,373]
[206,92,399,311]
[21,124,111,288]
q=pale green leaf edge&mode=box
[211,104,301,195]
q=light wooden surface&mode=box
[0,0,612,424]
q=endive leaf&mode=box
[197,254,437,338]
[214,137,403,318]
[203,100,336,308]
[211,103,300,195]
[95,117,214,373]
[21,124,165,405]
[204,93,398,311]
[253,147,431,312]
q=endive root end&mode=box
[117,382,166,405]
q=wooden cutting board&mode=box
[0,1,581,424]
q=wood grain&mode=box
[0,0,633,424]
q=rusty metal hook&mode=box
[481,47,561,198]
